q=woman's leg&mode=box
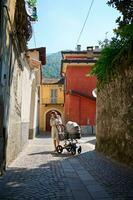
[56,138,60,147]
[53,139,56,150]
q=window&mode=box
[51,89,57,103]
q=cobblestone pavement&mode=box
[0,133,133,200]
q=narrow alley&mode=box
[0,1,133,199]
[0,134,133,200]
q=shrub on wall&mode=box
[90,24,133,88]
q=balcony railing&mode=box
[41,98,64,104]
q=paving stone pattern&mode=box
[0,134,133,200]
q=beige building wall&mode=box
[7,0,16,22]
[28,51,41,139]
[40,84,64,104]
[6,50,42,164]
[29,79,39,138]
[6,54,23,164]
[3,0,22,165]
[21,66,32,123]
[21,63,33,146]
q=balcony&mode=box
[41,98,64,105]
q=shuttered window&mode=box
[51,89,57,103]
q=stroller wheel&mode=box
[66,147,71,152]
[77,146,82,154]
[56,145,63,154]
[71,147,76,155]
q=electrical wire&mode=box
[76,0,95,46]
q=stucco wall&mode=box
[21,65,32,144]
[28,50,41,139]
[0,0,41,167]
[66,65,96,96]
[65,65,96,126]
[6,60,41,163]
[40,84,64,104]
[96,67,133,165]
[29,80,39,139]
[6,58,22,165]
[6,51,33,163]
[65,94,96,126]
[21,66,32,123]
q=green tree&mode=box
[90,0,133,88]
[107,0,133,28]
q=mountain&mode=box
[42,51,62,78]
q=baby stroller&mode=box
[56,121,82,155]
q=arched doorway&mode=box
[46,110,61,132]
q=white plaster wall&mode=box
[29,80,35,129]
[33,88,39,129]
[6,55,22,164]
[29,68,40,133]
[21,66,32,123]
[29,79,39,130]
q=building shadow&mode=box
[28,149,76,158]
[86,139,96,145]
[36,132,51,139]
[0,149,133,199]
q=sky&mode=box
[28,0,120,54]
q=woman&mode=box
[50,111,60,152]
[55,112,64,133]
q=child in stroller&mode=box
[56,121,82,155]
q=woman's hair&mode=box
[50,111,58,117]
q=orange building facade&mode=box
[61,46,100,133]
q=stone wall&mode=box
[96,67,133,165]
[6,62,23,165]
[81,125,96,136]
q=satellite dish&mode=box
[92,88,97,98]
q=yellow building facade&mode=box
[39,78,64,132]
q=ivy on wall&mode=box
[28,0,37,7]
[26,0,38,21]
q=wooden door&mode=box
[46,111,51,132]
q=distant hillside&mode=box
[42,51,62,78]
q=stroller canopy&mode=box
[66,121,81,133]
